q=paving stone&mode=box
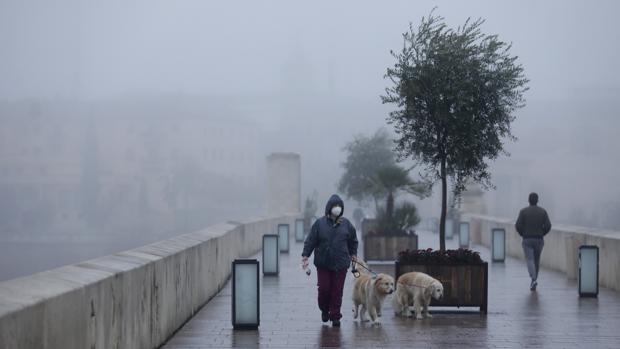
[162,231,620,348]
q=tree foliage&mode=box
[375,164,429,220]
[339,130,430,236]
[338,128,396,206]
[375,201,421,236]
[382,10,528,250]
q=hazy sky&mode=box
[4,0,620,283]
[2,0,619,102]
[2,0,620,226]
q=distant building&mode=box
[0,97,265,241]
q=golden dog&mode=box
[352,261,395,324]
[392,271,443,319]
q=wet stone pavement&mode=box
[162,231,620,349]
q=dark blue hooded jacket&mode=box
[302,194,358,271]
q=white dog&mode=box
[352,261,395,324]
[393,271,443,319]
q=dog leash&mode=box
[351,261,378,279]
[397,281,430,288]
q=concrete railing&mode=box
[464,213,620,293]
[0,214,299,349]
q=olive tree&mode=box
[382,11,528,250]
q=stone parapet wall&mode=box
[0,214,299,349]
[464,213,620,293]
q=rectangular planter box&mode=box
[395,261,488,313]
[363,234,418,261]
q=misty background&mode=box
[1,0,619,281]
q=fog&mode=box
[1,0,620,280]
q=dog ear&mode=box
[424,284,433,298]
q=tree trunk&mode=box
[440,157,447,251]
[373,195,379,214]
[386,190,394,219]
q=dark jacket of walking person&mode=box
[301,194,358,326]
[515,192,552,291]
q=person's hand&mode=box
[301,256,309,269]
[351,255,358,263]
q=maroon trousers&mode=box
[316,267,347,320]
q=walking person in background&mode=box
[301,194,358,327]
[515,192,552,291]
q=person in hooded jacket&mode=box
[301,194,358,327]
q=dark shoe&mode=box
[332,319,340,327]
[321,312,329,323]
[530,280,538,291]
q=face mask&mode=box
[331,206,342,217]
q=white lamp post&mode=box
[232,259,259,329]
[459,222,470,248]
[578,245,599,297]
[295,218,304,242]
[278,224,290,253]
[492,228,505,262]
[262,234,279,276]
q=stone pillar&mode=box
[460,182,487,215]
[267,153,301,216]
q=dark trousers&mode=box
[316,267,347,320]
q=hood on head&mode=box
[325,194,344,217]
